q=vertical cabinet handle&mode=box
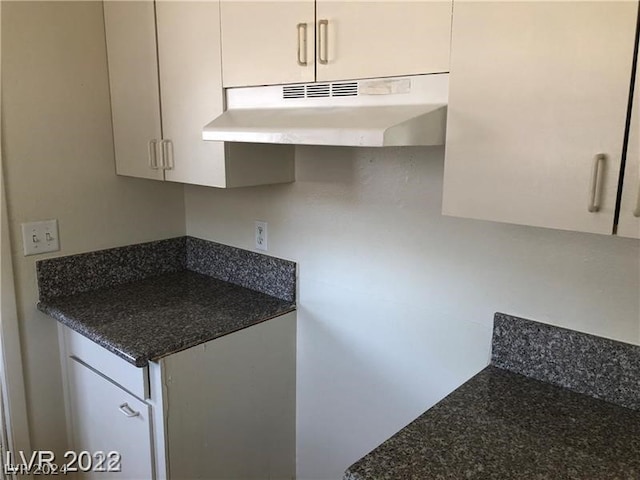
[318,19,328,65]
[118,403,140,418]
[297,23,308,66]
[160,139,174,170]
[148,140,159,170]
[588,153,606,213]
[634,181,640,217]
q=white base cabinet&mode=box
[59,311,296,480]
[65,358,154,480]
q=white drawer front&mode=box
[61,325,149,400]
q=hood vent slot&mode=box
[331,82,358,97]
[282,85,305,99]
[306,83,330,98]
[282,81,358,100]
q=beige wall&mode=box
[1,1,185,453]
[185,146,640,479]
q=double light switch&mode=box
[21,219,60,256]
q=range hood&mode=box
[203,74,448,147]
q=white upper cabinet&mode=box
[220,1,315,87]
[315,0,451,82]
[442,1,638,235]
[220,0,452,88]
[103,1,163,181]
[104,0,295,188]
[155,0,227,186]
[618,40,640,239]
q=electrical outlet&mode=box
[21,219,60,256]
[255,221,268,251]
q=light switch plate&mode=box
[21,219,60,256]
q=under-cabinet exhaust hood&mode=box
[203,74,448,147]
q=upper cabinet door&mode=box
[442,1,638,235]
[315,0,452,82]
[618,39,640,239]
[155,0,228,187]
[103,1,164,180]
[220,1,315,87]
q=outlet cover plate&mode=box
[21,219,60,256]
[255,221,268,251]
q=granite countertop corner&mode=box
[37,236,297,367]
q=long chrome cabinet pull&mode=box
[588,153,606,213]
[118,403,140,418]
[634,180,640,217]
[297,23,308,66]
[160,139,174,170]
[148,139,159,169]
[318,19,328,65]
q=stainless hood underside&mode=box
[203,74,449,147]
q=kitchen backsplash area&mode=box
[492,312,640,410]
[36,236,296,303]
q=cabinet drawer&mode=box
[61,325,149,400]
[67,357,154,480]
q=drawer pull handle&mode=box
[148,139,159,169]
[634,182,640,217]
[118,403,140,418]
[318,19,328,65]
[588,153,606,213]
[297,23,308,66]
[160,139,174,170]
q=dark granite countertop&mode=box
[38,270,295,367]
[344,313,640,480]
[344,365,640,480]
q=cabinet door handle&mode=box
[588,153,606,213]
[118,403,140,418]
[318,19,328,65]
[148,139,159,170]
[634,181,640,217]
[297,23,308,66]
[160,139,174,170]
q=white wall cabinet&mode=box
[220,0,452,88]
[104,0,294,188]
[59,311,296,480]
[442,1,638,235]
[618,41,640,239]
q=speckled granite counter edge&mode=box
[491,312,640,411]
[37,236,296,302]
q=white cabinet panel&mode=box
[156,0,228,186]
[160,311,296,479]
[66,357,154,480]
[442,1,637,235]
[103,1,163,181]
[618,41,640,239]
[221,1,315,87]
[220,0,451,87]
[315,0,451,82]
[104,0,295,188]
